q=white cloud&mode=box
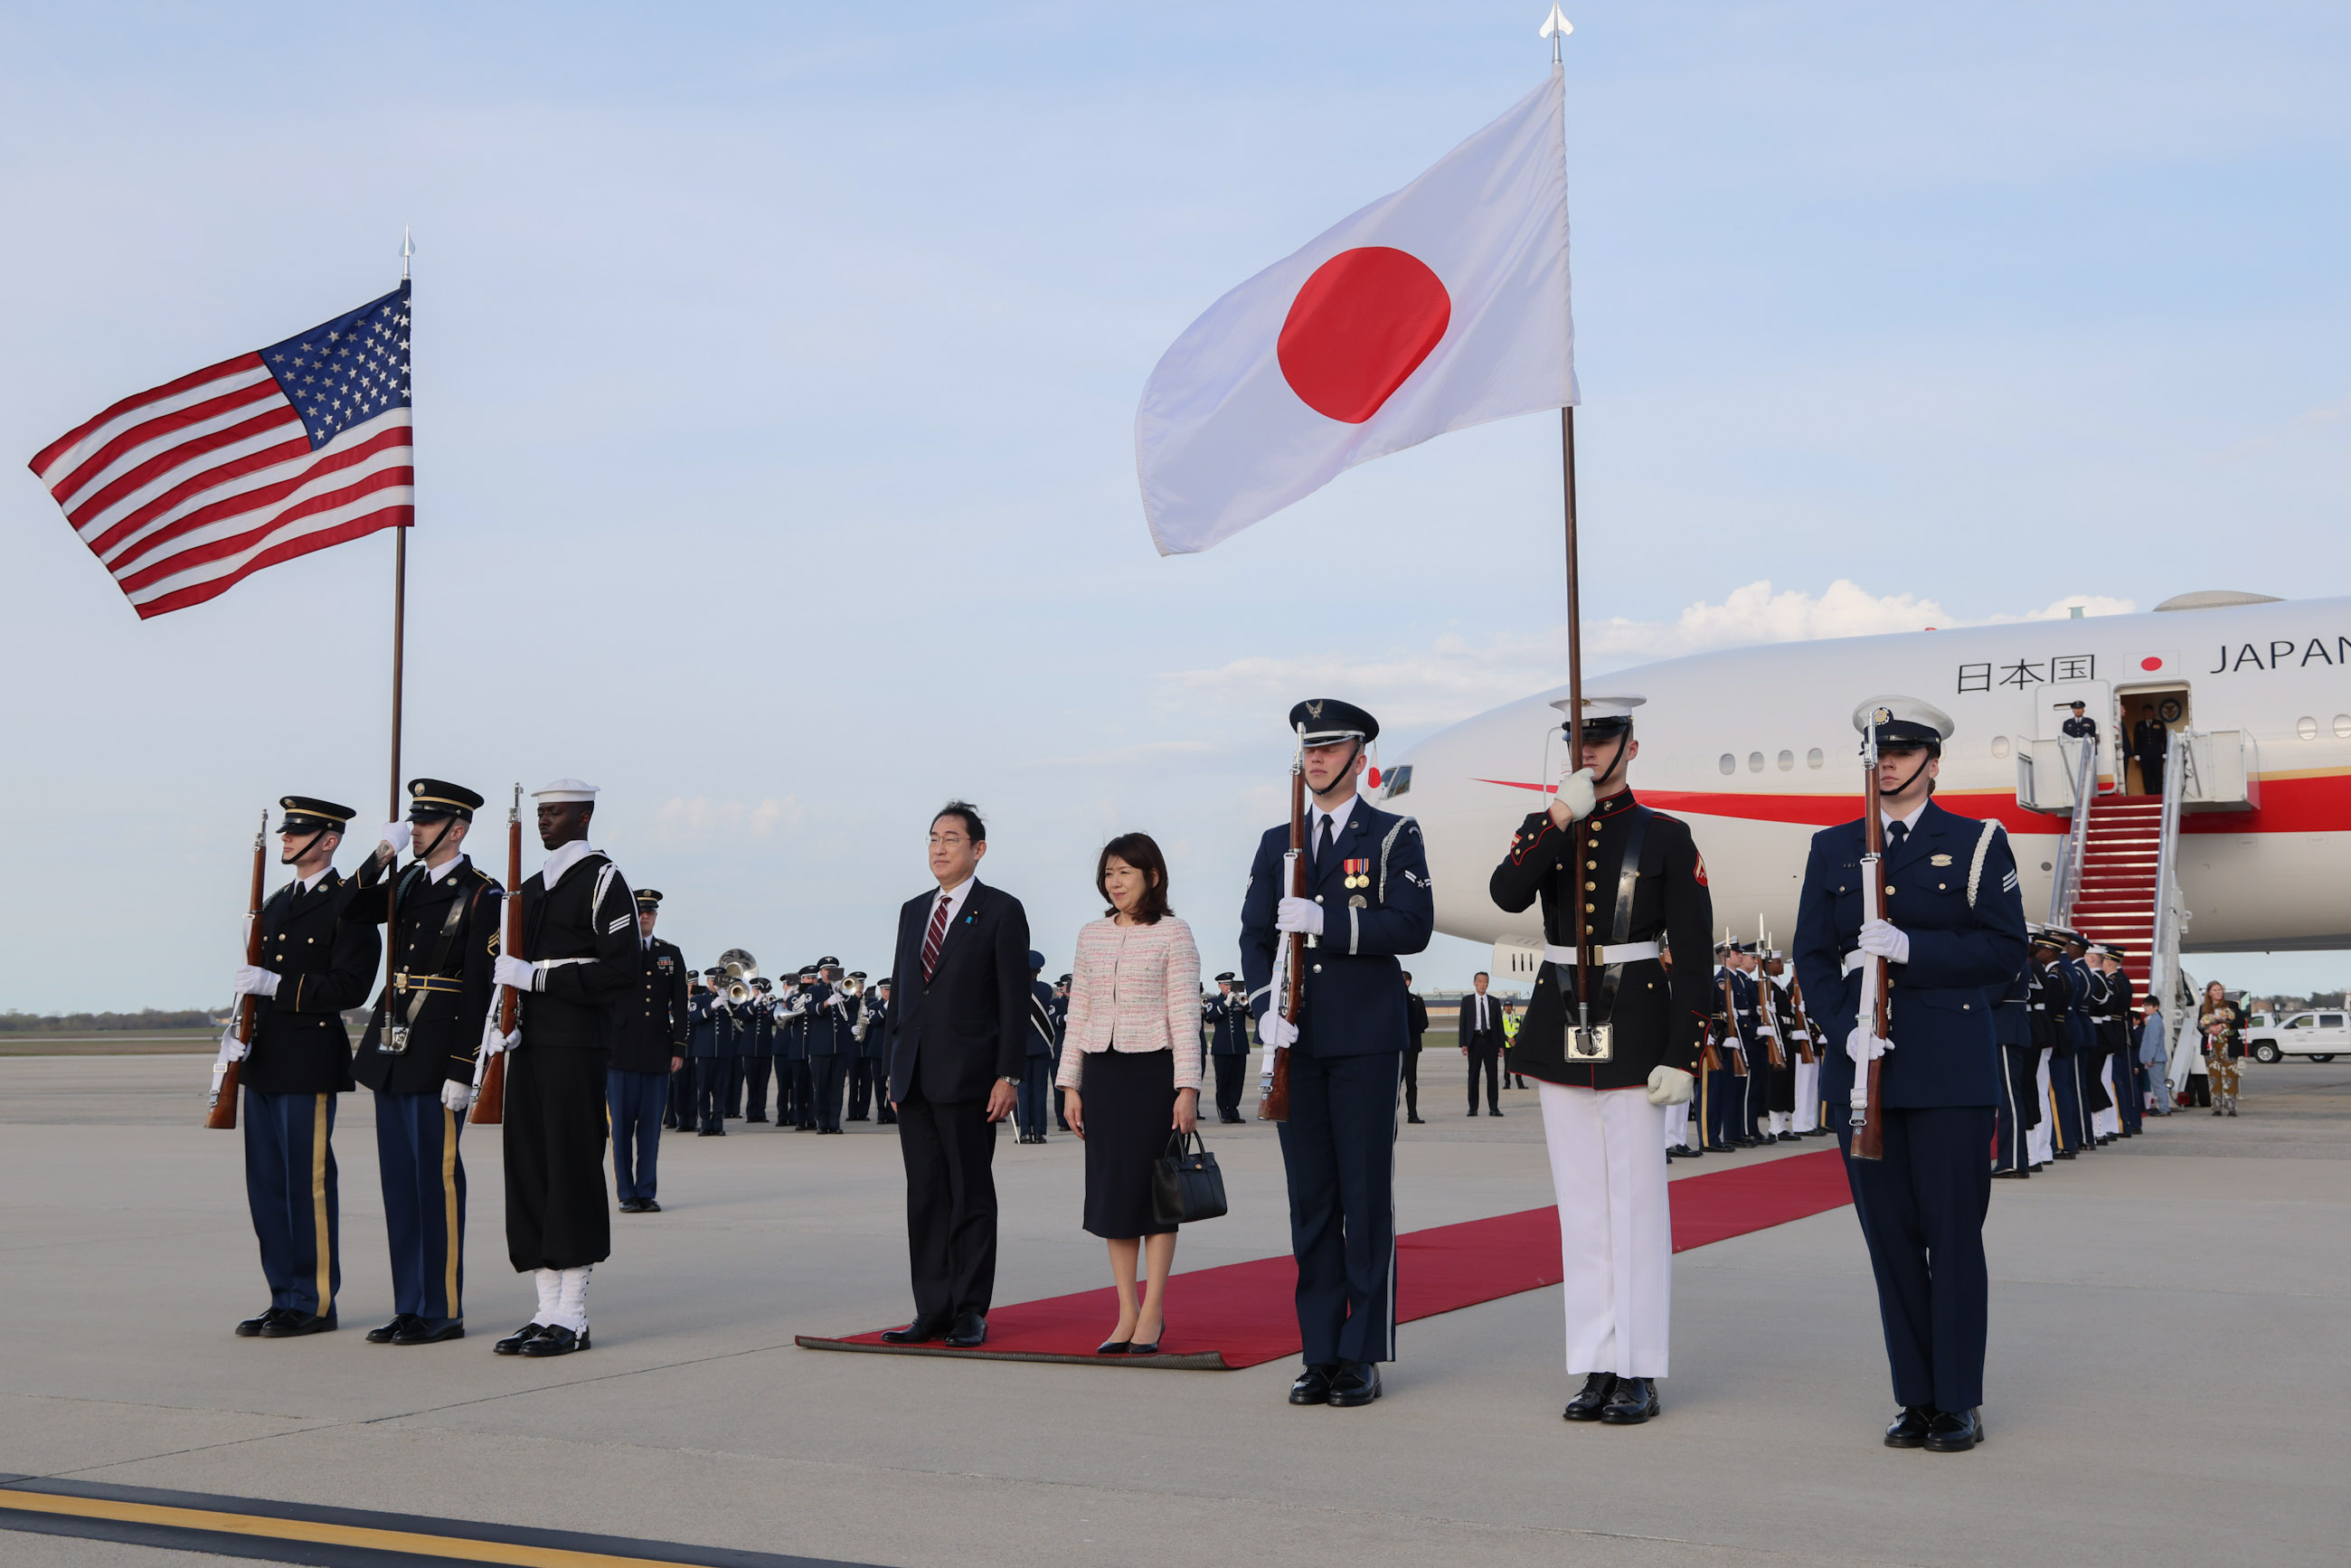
[1156,580,2139,727]
[654,796,804,845]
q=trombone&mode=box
[719,947,760,1004]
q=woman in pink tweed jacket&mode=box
[1060,832,1203,1355]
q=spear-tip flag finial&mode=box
[401,225,414,280]
[1541,4,1572,61]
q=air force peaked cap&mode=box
[278,796,355,834]
[1853,695,1955,751]
[1551,694,1644,739]
[1288,698,1378,746]
[406,779,484,823]
[531,779,599,803]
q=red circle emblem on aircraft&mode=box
[1278,247,1451,424]
[2141,656,2163,670]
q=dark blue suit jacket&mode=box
[1792,798,2028,1110]
[1240,796,1433,1058]
[885,880,1033,1104]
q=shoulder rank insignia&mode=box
[1930,853,1954,866]
[1342,857,1370,890]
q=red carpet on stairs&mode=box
[797,1148,1855,1370]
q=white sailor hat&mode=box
[1550,694,1644,737]
[531,779,600,803]
[1852,696,1954,751]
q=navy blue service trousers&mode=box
[373,1091,466,1321]
[2047,1053,2084,1152]
[608,1068,666,1204]
[1277,1048,1401,1368]
[243,1088,340,1318]
[1837,1106,1994,1413]
[809,1055,847,1132]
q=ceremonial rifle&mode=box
[1714,970,1750,1077]
[1852,726,1890,1162]
[1789,977,1818,1065]
[1258,731,1305,1122]
[206,811,268,1129]
[470,784,520,1126]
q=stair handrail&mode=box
[2148,726,2190,1015]
[2046,737,2098,925]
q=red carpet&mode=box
[797,1148,1854,1370]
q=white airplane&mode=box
[1379,590,2351,979]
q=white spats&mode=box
[533,1268,560,1324]
[551,1265,591,1332]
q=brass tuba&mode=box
[719,948,760,1004]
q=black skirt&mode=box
[1079,1047,1177,1240]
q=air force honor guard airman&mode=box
[1792,698,2026,1454]
[1488,696,1714,1425]
[346,780,502,1346]
[228,797,382,1337]
[611,889,688,1210]
[1242,700,1433,1411]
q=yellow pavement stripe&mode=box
[0,1488,701,1568]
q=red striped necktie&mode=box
[922,893,952,980]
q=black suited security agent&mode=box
[1487,694,1714,1427]
[1791,697,2027,1454]
[1242,699,1433,1411]
[225,796,382,1338]
[345,779,503,1346]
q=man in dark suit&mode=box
[1458,971,1506,1117]
[2130,703,2168,797]
[610,890,688,1208]
[1243,700,1434,1410]
[227,796,382,1338]
[1794,698,2026,1453]
[1401,973,1428,1125]
[881,801,1031,1348]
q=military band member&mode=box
[612,889,688,1210]
[1490,695,1713,1425]
[866,979,896,1126]
[686,968,731,1136]
[846,973,882,1120]
[346,780,502,1345]
[1242,700,1433,1410]
[742,975,779,1122]
[782,967,817,1129]
[1209,971,1252,1124]
[1792,698,2026,1452]
[486,779,642,1358]
[227,797,382,1337]
[806,958,854,1133]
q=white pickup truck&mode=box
[2242,1010,2346,1064]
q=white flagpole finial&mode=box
[401,225,414,281]
[1540,4,1572,61]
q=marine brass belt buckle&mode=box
[385,1025,410,1056]
[1564,1022,1614,1063]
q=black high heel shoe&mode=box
[1096,1335,1132,1355]
[1129,1318,1166,1356]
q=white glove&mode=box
[494,955,542,992]
[1857,919,1910,965]
[480,1018,520,1056]
[440,1079,475,1114]
[215,1025,248,1064]
[1557,764,1597,823]
[1274,896,1325,936]
[1646,1065,1695,1106]
[375,821,412,857]
[231,965,280,998]
[1259,1009,1299,1049]
[1846,1026,1893,1066]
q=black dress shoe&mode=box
[1563,1372,1616,1422]
[519,1324,589,1356]
[1406,1115,1425,1124]
[1466,1110,1478,1117]
[1759,1132,1778,1145]
[748,1115,769,1123]
[392,1317,464,1346]
[1488,1110,1503,1118]
[367,1314,422,1344]
[1289,1364,1336,1405]
[2055,1149,2077,1159]
[1993,1167,2030,1179]
[1600,1375,1657,1423]
[639,1200,661,1213]
[880,1315,949,1345]
[237,1308,288,1337]
[260,1310,336,1337]
[493,1322,548,1355]
[1924,1408,1982,1452]
[1884,1404,1933,1448]
[1328,1362,1383,1407]
[944,1311,987,1348]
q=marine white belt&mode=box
[1544,940,1662,966]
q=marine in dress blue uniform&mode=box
[345,780,503,1344]
[228,797,382,1337]
[1792,698,2026,1453]
[1241,700,1433,1410]
[1207,972,1251,1124]
[610,889,688,1209]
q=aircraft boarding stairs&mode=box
[2063,798,2161,989]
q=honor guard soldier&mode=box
[864,979,896,1125]
[612,890,688,1209]
[685,968,731,1135]
[1242,700,1433,1410]
[2101,946,2140,1135]
[743,976,779,1122]
[1051,975,1072,1129]
[2025,929,2067,1165]
[667,972,701,1130]
[1207,972,1251,1124]
[486,779,643,1358]
[1016,950,1055,1143]
[227,797,382,1337]
[1488,695,1714,1426]
[806,958,854,1133]
[345,781,503,1345]
[1792,698,2026,1453]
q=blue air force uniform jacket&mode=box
[244,868,382,1096]
[685,993,727,1058]
[1206,992,1251,1056]
[1792,799,2029,1110]
[1239,797,1433,1055]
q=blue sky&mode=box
[3,2,2346,1012]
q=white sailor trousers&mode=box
[1539,1082,1670,1377]
[1791,1059,1821,1132]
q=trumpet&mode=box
[719,947,760,1005]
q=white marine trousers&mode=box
[2028,1050,2055,1165]
[1539,1082,1671,1377]
[1660,1100,1688,1149]
[1792,1060,1821,1132]
[2092,1060,2120,1138]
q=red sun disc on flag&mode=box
[1278,247,1451,424]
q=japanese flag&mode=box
[1138,67,1577,556]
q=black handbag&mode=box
[1150,1130,1227,1226]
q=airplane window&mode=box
[1719,753,1735,776]
[1747,751,1764,773]
[2337,715,2351,739]
[1807,748,1823,770]
[1772,750,1789,771]
[2298,716,2318,740]
[1991,735,2012,759]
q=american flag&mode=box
[27,284,412,619]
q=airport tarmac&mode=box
[3,1051,2345,1568]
